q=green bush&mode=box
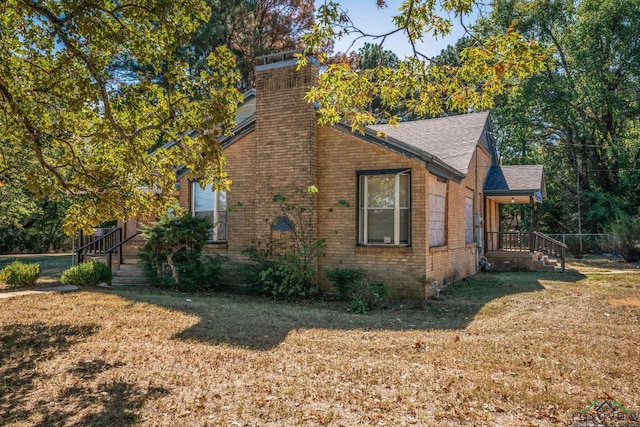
[61,261,112,286]
[138,215,222,291]
[161,254,227,292]
[254,255,318,299]
[240,188,348,300]
[326,268,388,314]
[610,213,640,263]
[242,244,319,300]
[0,260,41,288]
[325,268,368,300]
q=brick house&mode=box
[115,50,560,296]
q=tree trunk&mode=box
[166,252,181,289]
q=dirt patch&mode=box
[609,297,640,308]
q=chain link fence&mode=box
[546,233,617,258]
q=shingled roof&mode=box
[367,111,492,176]
[483,164,547,203]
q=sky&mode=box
[313,0,480,59]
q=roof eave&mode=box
[220,115,256,149]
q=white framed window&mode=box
[358,170,410,245]
[465,192,474,244]
[191,182,227,242]
[429,174,447,247]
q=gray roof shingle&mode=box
[484,164,546,200]
[367,111,491,175]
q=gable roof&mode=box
[367,111,493,176]
[483,164,547,203]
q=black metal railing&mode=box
[75,228,121,264]
[75,227,140,269]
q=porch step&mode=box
[486,251,563,272]
[111,258,152,286]
[533,253,560,272]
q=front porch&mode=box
[485,231,567,272]
[482,165,567,272]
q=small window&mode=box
[191,182,227,242]
[358,170,410,245]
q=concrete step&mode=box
[533,259,557,271]
[110,275,153,286]
[115,262,143,271]
[533,260,558,272]
[111,259,151,285]
[113,268,146,277]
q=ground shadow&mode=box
[107,269,586,351]
[0,322,167,426]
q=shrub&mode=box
[138,215,224,292]
[325,268,368,300]
[610,213,640,262]
[61,261,112,286]
[348,279,388,314]
[325,267,388,314]
[161,254,227,292]
[254,255,318,299]
[241,188,347,300]
[0,261,41,288]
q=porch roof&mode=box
[483,165,547,204]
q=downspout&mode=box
[475,148,478,272]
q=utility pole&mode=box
[577,170,583,255]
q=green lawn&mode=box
[0,253,73,288]
[1,258,639,425]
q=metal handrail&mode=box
[105,231,140,269]
[76,228,120,253]
[76,228,121,264]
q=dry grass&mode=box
[1,258,639,426]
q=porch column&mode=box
[529,196,534,252]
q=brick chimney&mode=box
[253,50,320,232]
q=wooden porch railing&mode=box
[532,231,567,273]
[486,231,568,272]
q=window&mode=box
[429,175,447,247]
[465,192,474,244]
[192,182,227,242]
[358,170,410,245]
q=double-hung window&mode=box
[358,170,410,245]
[192,182,227,242]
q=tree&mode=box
[476,0,640,233]
[182,0,315,90]
[301,1,546,130]
[0,0,242,234]
[0,184,70,254]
